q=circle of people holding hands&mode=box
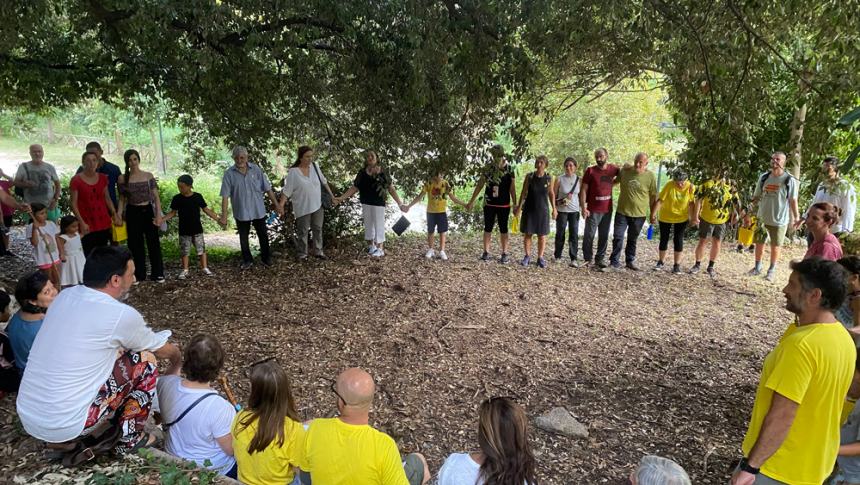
[0,140,858,484]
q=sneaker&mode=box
[480,251,491,261]
[371,247,384,257]
[672,264,681,274]
[569,260,582,268]
[425,249,435,259]
[521,255,531,266]
[499,253,510,264]
[368,245,377,255]
[155,276,166,284]
[600,263,622,272]
[313,253,326,260]
[626,262,641,271]
[652,261,665,271]
[765,269,776,281]
[595,259,608,269]
[748,267,761,276]
[688,264,701,274]
[240,261,253,270]
[178,270,189,280]
[706,267,716,278]
[202,267,214,276]
[537,257,547,268]
[438,250,449,261]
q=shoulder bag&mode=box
[313,163,334,209]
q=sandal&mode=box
[127,432,161,454]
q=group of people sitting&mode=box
[0,246,692,484]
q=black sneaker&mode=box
[480,251,491,261]
[626,261,641,271]
[706,266,716,278]
[595,259,608,269]
[688,264,701,274]
[240,261,253,270]
[672,264,682,274]
[499,253,510,264]
[652,261,665,271]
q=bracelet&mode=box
[739,457,759,475]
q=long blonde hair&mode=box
[236,360,300,454]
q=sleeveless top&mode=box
[523,172,551,213]
[121,178,156,205]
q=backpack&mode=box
[758,171,794,199]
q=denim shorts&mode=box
[427,212,449,234]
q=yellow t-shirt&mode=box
[301,418,409,485]
[742,322,855,484]
[657,181,695,223]
[698,179,734,225]
[424,179,450,214]
[231,411,306,485]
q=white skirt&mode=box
[61,249,85,286]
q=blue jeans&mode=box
[582,212,611,262]
[609,213,646,266]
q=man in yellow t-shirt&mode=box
[690,177,738,277]
[650,169,695,274]
[732,258,856,485]
[300,368,429,485]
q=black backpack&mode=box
[758,171,794,199]
[13,163,29,197]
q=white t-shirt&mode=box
[282,163,327,218]
[16,285,171,442]
[157,375,236,475]
[438,453,482,485]
[26,221,60,265]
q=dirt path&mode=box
[0,234,805,483]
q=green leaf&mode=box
[838,106,860,128]
[841,145,860,174]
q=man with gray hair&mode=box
[605,152,657,271]
[14,144,61,221]
[219,146,282,269]
[748,151,799,281]
[629,455,691,485]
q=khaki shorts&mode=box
[179,234,206,256]
[753,224,787,247]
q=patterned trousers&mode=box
[81,351,158,453]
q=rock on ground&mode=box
[535,407,589,438]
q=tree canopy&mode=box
[1,0,857,187]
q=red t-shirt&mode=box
[582,164,620,213]
[0,180,14,217]
[804,233,843,261]
[70,173,111,232]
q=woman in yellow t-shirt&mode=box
[231,360,306,485]
[651,170,695,274]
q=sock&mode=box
[754,261,762,270]
[768,263,776,271]
[708,261,715,269]
[693,261,701,267]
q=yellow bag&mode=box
[510,213,521,235]
[738,225,754,246]
[111,222,128,242]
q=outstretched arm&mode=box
[467,177,486,209]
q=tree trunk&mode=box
[46,119,56,143]
[114,129,123,155]
[788,101,806,180]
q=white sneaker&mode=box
[178,269,189,280]
[368,245,376,255]
[202,267,213,276]
[425,249,435,259]
[371,247,385,257]
[438,250,448,261]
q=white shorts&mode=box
[361,204,386,244]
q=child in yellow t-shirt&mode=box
[407,172,466,261]
[231,360,306,485]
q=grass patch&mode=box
[159,237,240,264]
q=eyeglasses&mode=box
[330,381,352,406]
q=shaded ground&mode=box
[0,232,805,484]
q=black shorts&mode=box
[427,212,449,234]
[483,205,511,234]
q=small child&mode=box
[26,203,60,287]
[407,172,466,261]
[56,215,85,287]
[0,289,20,396]
[158,175,221,280]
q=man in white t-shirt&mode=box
[16,246,181,455]
[156,334,236,477]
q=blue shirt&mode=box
[219,163,272,221]
[6,313,44,370]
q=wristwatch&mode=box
[739,457,759,475]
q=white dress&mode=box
[59,233,85,286]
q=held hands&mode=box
[112,213,123,227]
[649,214,657,225]
[399,204,409,213]
[581,207,590,219]
[729,470,756,485]
[792,219,804,230]
[551,208,558,219]
[514,205,521,217]
[79,220,90,235]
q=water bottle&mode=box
[646,223,654,240]
[266,211,278,225]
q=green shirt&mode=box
[616,167,657,217]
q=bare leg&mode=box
[754,242,765,263]
[769,244,780,267]
[537,235,546,258]
[694,238,707,262]
[427,232,434,250]
[181,255,190,270]
[439,232,447,252]
[500,233,509,254]
[523,234,532,256]
[199,253,209,269]
[658,249,667,263]
[483,232,491,252]
[673,251,682,265]
[709,239,721,261]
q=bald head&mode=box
[29,144,44,162]
[336,367,375,408]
